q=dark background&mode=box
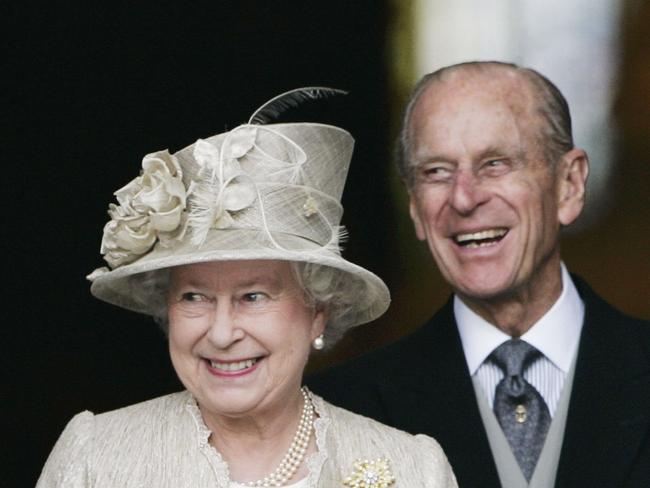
[5,2,649,486]
[5,2,394,485]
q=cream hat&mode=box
[88,88,390,333]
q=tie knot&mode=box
[490,339,540,377]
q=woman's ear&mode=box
[311,307,328,340]
[557,148,589,226]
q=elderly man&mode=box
[309,62,650,488]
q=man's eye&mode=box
[419,165,452,181]
[425,166,449,174]
[485,159,510,169]
[482,159,511,176]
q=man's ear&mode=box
[557,148,589,226]
[409,192,427,241]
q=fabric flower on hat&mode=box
[187,137,257,245]
[222,125,257,159]
[100,150,187,268]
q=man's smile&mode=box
[452,228,509,248]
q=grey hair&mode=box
[134,261,356,351]
[396,61,574,187]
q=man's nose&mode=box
[206,301,245,348]
[449,170,488,215]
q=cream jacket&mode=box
[37,391,457,487]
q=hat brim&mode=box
[90,228,390,330]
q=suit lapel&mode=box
[556,279,650,487]
[374,299,501,488]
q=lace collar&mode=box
[183,389,331,486]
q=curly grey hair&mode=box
[134,261,356,350]
[397,61,574,187]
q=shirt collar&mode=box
[455,263,585,375]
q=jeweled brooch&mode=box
[342,458,395,487]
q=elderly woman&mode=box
[37,89,457,487]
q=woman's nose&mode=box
[206,301,245,348]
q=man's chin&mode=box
[452,275,518,302]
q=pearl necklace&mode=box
[245,387,314,487]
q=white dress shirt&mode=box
[455,264,585,417]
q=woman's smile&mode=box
[204,356,263,377]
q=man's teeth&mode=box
[464,241,495,248]
[455,228,507,246]
[210,359,257,372]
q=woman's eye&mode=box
[181,292,206,302]
[242,292,268,303]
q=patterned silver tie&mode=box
[491,339,551,481]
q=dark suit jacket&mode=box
[308,277,650,487]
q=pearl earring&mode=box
[312,334,325,350]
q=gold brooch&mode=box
[342,458,395,487]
